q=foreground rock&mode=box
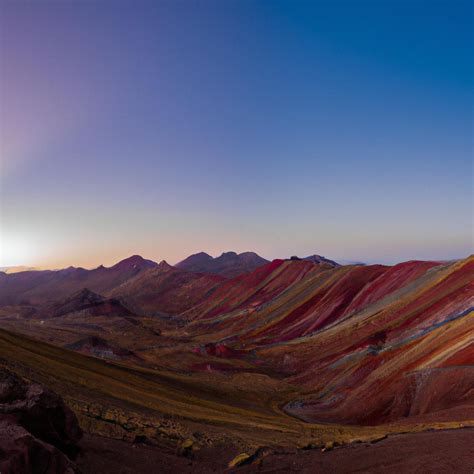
[0,368,82,474]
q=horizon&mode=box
[1,0,473,269]
[0,248,471,273]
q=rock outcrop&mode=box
[0,368,82,474]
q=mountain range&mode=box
[0,251,338,309]
[175,251,270,277]
[0,250,472,472]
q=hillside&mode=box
[0,254,472,472]
[0,256,157,306]
[184,256,473,425]
[108,260,226,315]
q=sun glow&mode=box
[0,234,36,267]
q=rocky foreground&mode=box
[0,364,473,473]
[0,369,82,473]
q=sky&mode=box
[0,0,472,268]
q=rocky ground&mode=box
[1,345,473,473]
[76,428,474,473]
[0,369,82,473]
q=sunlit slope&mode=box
[182,259,322,321]
[0,327,317,447]
[257,256,474,424]
[0,255,471,442]
[186,257,471,349]
[1,327,471,454]
[184,256,473,425]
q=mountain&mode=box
[0,255,157,306]
[182,258,319,321]
[2,286,163,363]
[176,251,269,277]
[109,260,225,315]
[0,252,472,472]
[185,256,473,426]
[0,254,472,472]
[302,254,340,266]
[174,251,213,271]
[48,288,134,318]
[108,254,157,271]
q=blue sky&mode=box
[1,0,472,267]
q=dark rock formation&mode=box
[0,368,82,473]
[65,336,136,360]
[49,288,135,319]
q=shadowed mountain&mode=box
[0,255,157,306]
[176,251,269,277]
[0,286,163,365]
[0,255,220,317]
[174,252,213,271]
[47,288,136,319]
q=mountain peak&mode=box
[303,254,339,267]
[157,260,173,270]
[220,251,238,258]
[52,288,106,316]
[194,251,213,259]
[176,250,269,277]
[71,288,104,302]
[175,252,213,269]
[111,255,157,270]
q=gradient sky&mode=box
[1,0,472,268]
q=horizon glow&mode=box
[1,0,472,269]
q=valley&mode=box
[0,253,473,472]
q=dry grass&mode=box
[1,328,471,452]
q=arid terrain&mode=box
[0,253,473,473]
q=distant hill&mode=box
[48,288,135,319]
[0,255,158,306]
[302,254,340,266]
[176,251,269,277]
[108,260,225,315]
[0,266,39,274]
